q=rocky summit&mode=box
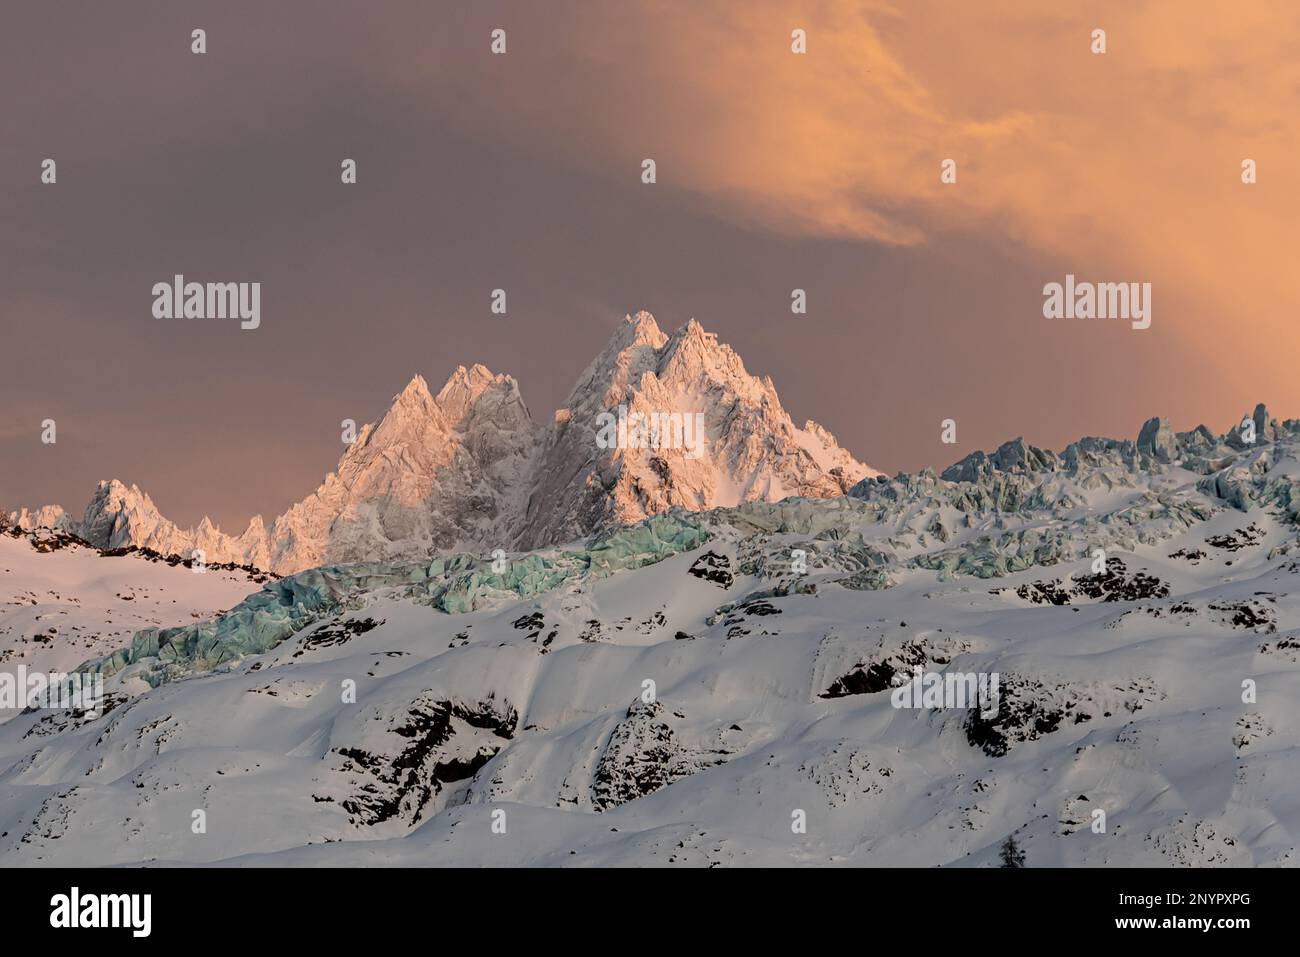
[10,313,872,574]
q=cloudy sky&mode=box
[3,0,1296,529]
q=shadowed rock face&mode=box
[1137,416,1178,463]
[591,701,722,811]
[1009,558,1171,606]
[963,674,1163,758]
[819,633,968,699]
[328,696,518,827]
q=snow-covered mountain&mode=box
[260,365,536,571]
[0,518,269,679]
[1,404,1296,866]
[518,313,872,549]
[9,313,874,574]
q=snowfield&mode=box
[1,407,1298,867]
[0,528,269,681]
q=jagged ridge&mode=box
[10,313,873,574]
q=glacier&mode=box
[1,404,1298,867]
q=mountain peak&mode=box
[601,311,668,357]
[658,316,742,392]
[624,310,665,342]
[443,363,496,387]
[31,310,874,571]
[363,374,446,450]
[397,373,431,399]
[376,375,440,430]
[518,313,875,548]
[435,363,514,426]
[676,317,710,340]
[663,316,721,357]
[562,311,669,410]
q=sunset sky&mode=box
[3,0,1296,529]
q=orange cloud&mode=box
[467,0,1300,412]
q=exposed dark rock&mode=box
[964,673,1162,757]
[1205,524,1265,552]
[1013,557,1169,605]
[687,550,734,588]
[590,701,721,811]
[293,617,383,657]
[329,697,517,827]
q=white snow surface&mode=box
[0,408,1297,867]
[0,529,267,693]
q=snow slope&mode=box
[0,406,1295,866]
[0,524,269,685]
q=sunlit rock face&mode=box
[17,313,873,574]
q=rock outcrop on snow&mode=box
[10,313,873,574]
